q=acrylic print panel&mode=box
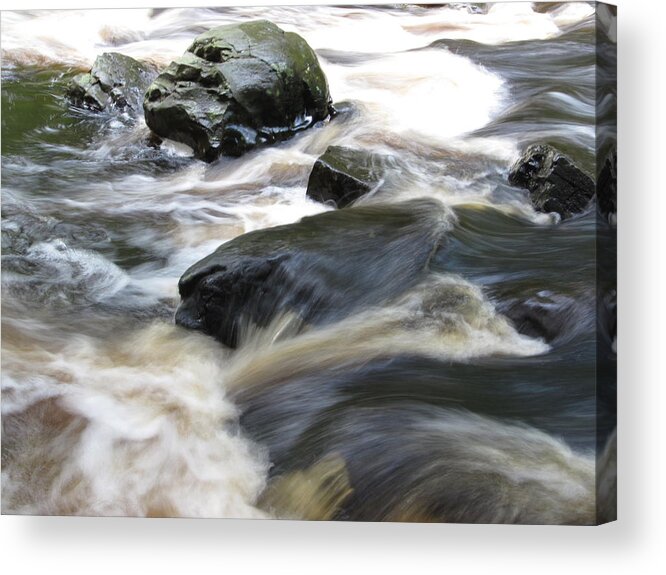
[0,2,616,524]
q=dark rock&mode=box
[66,52,158,113]
[306,146,389,208]
[496,290,578,344]
[329,100,361,122]
[485,275,587,344]
[143,20,332,161]
[175,199,448,348]
[508,144,595,219]
[145,132,163,149]
[598,287,617,352]
[597,148,617,223]
[415,3,488,14]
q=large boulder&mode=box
[143,20,332,161]
[66,53,158,113]
[175,199,448,347]
[508,144,595,219]
[306,146,390,208]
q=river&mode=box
[1,3,616,523]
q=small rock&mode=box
[329,100,362,123]
[306,146,388,208]
[508,144,595,219]
[497,290,578,343]
[66,52,158,113]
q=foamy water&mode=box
[1,4,608,521]
[2,324,268,517]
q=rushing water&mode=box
[1,3,615,522]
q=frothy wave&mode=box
[2,323,268,517]
[225,273,549,395]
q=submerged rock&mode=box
[508,144,595,219]
[66,52,158,113]
[175,199,448,347]
[597,148,617,224]
[496,291,578,344]
[143,20,332,161]
[329,100,362,123]
[306,146,389,208]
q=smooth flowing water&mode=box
[1,3,615,522]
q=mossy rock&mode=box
[143,20,332,161]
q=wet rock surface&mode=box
[597,148,617,223]
[508,144,595,220]
[66,52,158,113]
[143,20,332,161]
[175,199,448,347]
[306,145,391,208]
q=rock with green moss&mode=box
[143,20,332,161]
[66,53,158,113]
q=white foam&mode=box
[324,48,506,142]
[1,323,269,517]
[1,9,158,67]
[5,240,130,304]
[1,4,595,67]
[226,273,549,394]
[550,2,597,29]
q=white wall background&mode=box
[1,0,664,573]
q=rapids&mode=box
[1,3,615,522]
